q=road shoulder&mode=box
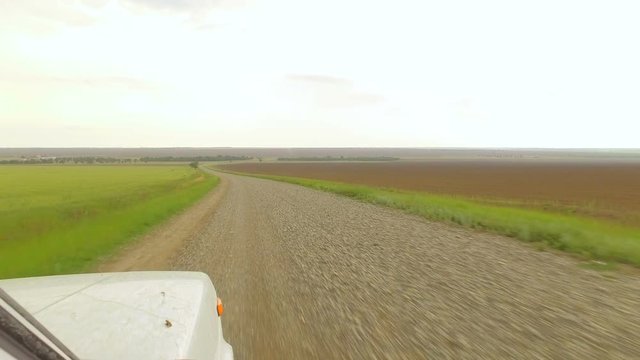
[95,175,228,272]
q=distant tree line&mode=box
[140,155,252,162]
[0,155,252,165]
[277,156,399,161]
[0,157,136,164]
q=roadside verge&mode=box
[96,174,227,272]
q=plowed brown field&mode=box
[221,160,640,226]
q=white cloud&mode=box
[0,73,156,90]
[120,0,218,11]
[0,1,107,33]
[0,0,639,147]
[284,74,384,108]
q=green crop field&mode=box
[0,165,218,279]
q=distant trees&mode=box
[189,161,199,169]
[277,156,399,162]
[0,155,252,165]
[139,155,251,162]
[0,155,253,165]
[0,157,133,165]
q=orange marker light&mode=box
[217,297,224,317]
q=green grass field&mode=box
[224,170,640,268]
[0,165,218,279]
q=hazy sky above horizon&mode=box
[0,0,638,148]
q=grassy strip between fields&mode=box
[0,171,219,279]
[223,170,640,267]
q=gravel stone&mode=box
[171,172,640,360]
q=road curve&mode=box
[170,172,640,359]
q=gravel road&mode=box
[169,172,640,359]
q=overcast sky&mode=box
[0,0,638,148]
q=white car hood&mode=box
[0,272,226,360]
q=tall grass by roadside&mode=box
[224,170,640,267]
[0,166,218,278]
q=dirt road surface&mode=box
[103,171,640,359]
